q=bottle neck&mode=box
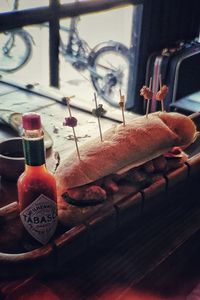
[25,164,46,172]
[23,135,45,166]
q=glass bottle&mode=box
[17,112,57,249]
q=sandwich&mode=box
[55,112,197,226]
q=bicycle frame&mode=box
[65,17,79,55]
[2,31,15,56]
[59,16,91,71]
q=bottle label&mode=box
[20,194,58,245]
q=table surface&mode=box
[1,79,200,300]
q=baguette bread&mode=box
[56,111,196,228]
[55,112,196,193]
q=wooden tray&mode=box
[0,113,200,279]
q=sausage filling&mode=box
[62,147,188,204]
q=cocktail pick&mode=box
[159,74,162,91]
[156,74,169,112]
[146,77,153,117]
[63,96,80,160]
[140,77,153,118]
[92,93,105,142]
[119,89,126,126]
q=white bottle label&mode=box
[20,194,58,245]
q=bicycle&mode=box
[59,17,130,107]
[0,0,34,73]
[0,0,130,107]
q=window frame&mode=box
[0,0,143,111]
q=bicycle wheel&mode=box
[89,42,129,107]
[0,29,32,73]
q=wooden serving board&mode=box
[0,143,200,279]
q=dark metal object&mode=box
[0,0,137,32]
[126,4,143,111]
[130,0,200,114]
[49,0,60,87]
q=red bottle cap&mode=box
[22,112,42,130]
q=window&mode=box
[0,0,136,111]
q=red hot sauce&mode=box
[17,112,57,248]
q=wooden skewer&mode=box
[159,74,164,112]
[94,93,103,142]
[66,98,81,160]
[146,77,152,118]
[146,100,150,118]
[159,74,162,90]
[119,89,126,126]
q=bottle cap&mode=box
[22,112,42,130]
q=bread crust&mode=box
[55,112,196,197]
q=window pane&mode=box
[60,0,76,3]
[0,24,49,85]
[59,6,133,107]
[0,0,48,12]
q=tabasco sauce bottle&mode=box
[17,112,57,248]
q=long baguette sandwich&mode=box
[55,112,197,226]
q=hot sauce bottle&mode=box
[17,112,57,248]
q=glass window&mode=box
[59,6,133,107]
[0,0,49,12]
[0,1,138,110]
[0,24,50,86]
[60,0,77,3]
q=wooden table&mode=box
[1,79,200,299]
